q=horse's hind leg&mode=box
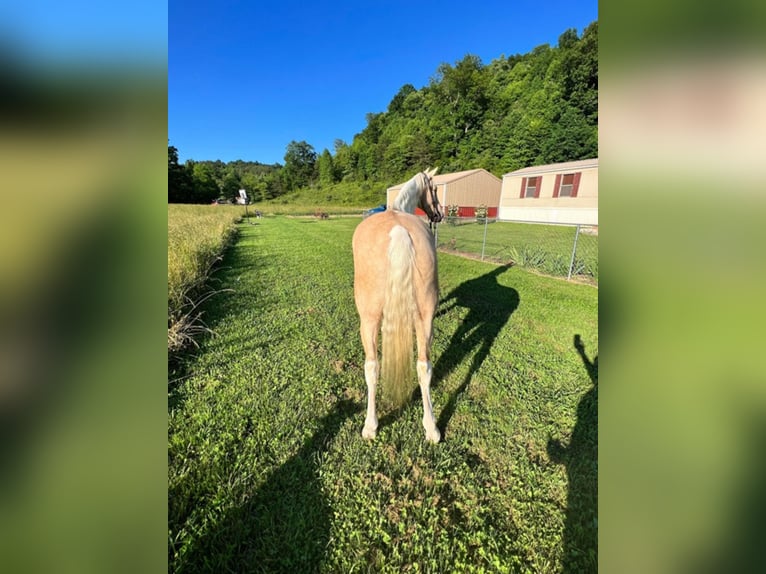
[416,315,440,443]
[360,314,380,439]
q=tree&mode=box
[283,140,317,190]
[541,105,597,163]
[191,162,220,203]
[168,145,194,203]
[429,54,490,161]
[332,140,353,181]
[388,84,416,114]
[558,28,579,50]
[240,172,266,202]
[560,21,598,122]
[264,171,285,200]
[220,171,242,201]
[317,148,337,186]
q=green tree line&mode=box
[168,146,285,204]
[169,21,597,203]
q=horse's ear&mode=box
[428,167,439,177]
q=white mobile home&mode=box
[498,158,598,225]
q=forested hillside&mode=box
[169,21,597,203]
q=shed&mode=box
[387,169,502,217]
[498,158,598,225]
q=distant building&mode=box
[387,169,501,217]
[499,158,598,225]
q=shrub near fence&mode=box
[436,218,598,284]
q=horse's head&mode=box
[420,167,443,223]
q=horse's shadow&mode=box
[377,264,518,437]
[433,264,520,438]
[547,334,598,572]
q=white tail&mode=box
[381,225,416,406]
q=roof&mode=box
[387,168,500,191]
[503,158,598,177]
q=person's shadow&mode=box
[548,334,598,572]
[432,264,520,439]
[172,399,361,573]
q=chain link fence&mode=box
[434,216,598,285]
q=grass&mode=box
[246,202,371,216]
[167,204,242,352]
[251,180,388,213]
[168,216,597,573]
[437,220,598,282]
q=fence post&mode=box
[567,224,581,280]
[480,215,489,261]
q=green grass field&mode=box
[251,179,387,211]
[168,216,597,573]
[437,219,598,282]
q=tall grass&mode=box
[168,204,241,352]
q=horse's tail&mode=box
[382,225,417,406]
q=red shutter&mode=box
[534,176,541,198]
[552,174,562,198]
[519,177,527,198]
[572,172,582,197]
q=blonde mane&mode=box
[392,168,439,214]
[392,173,426,213]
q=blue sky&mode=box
[170,0,598,165]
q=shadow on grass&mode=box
[547,334,598,572]
[432,263,520,439]
[172,399,362,573]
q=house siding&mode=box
[499,159,598,225]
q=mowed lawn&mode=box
[168,215,598,573]
[436,220,598,282]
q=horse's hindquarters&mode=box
[351,211,441,442]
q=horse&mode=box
[351,168,444,443]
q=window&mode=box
[525,177,538,197]
[559,173,575,197]
[520,176,541,198]
[553,172,581,198]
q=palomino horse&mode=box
[352,168,444,443]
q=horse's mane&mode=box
[392,172,426,213]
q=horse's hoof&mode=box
[362,426,377,440]
[425,428,441,443]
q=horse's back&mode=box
[353,211,438,315]
[353,211,436,267]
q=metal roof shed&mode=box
[387,169,502,217]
